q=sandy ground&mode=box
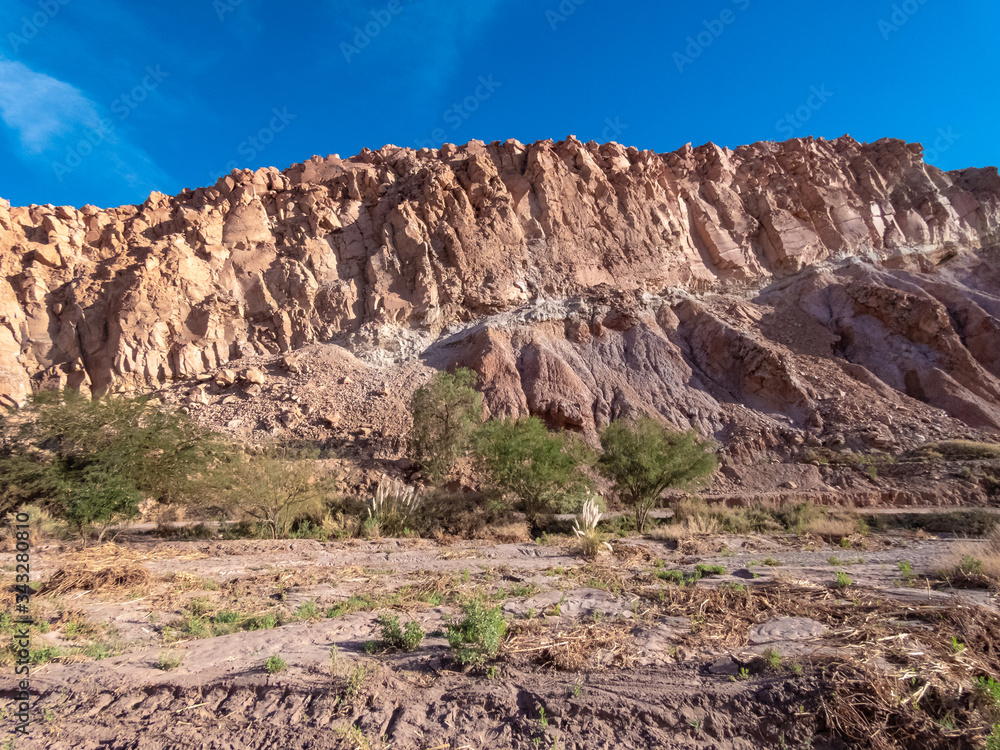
[2,519,999,749]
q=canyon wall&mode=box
[1,134,999,460]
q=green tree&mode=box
[0,392,221,539]
[410,368,483,483]
[213,446,330,539]
[473,416,592,527]
[597,417,718,532]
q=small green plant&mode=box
[655,569,687,585]
[295,600,320,621]
[30,646,62,664]
[950,636,966,654]
[486,665,500,680]
[538,706,548,729]
[155,651,184,671]
[366,614,425,653]
[833,571,853,588]
[571,682,582,697]
[694,563,726,578]
[721,582,746,593]
[897,560,917,585]
[791,663,803,676]
[265,655,287,674]
[763,648,782,670]
[80,642,115,660]
[839,537,850,549]
[732,667,750,681]
[975,676,1000,709]
[985,724,1000,750]
[761,557,781,567]
[957,555,985,576]
[447,601,507,666]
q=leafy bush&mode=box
[410,368,483,483]
[904,441,1000,462]
[695,564,726,577]
[833,572,853,588]
[0,392,221,538]
[655,569,687,585]
[473,416,592,526]
[155,652,184,671]
[976,676,1000,721]
[365,614,425,653]
[265,655,287,674]
[447,601,507,665]
[212,446,331,539]
[597,418,717,532]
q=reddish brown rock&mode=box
[0,135,996,467]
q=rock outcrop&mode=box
[0,134,999,464]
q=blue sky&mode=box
[0,0,997,208]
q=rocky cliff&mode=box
[1,135,999,474]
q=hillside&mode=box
[1,134,999,502]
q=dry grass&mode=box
[904,440,1000,462]
[69,542,207,564]
[40,561,151,595]
[505,620,637,671]
[474,521,531,544]
[804,516,857,541]
[938,528,1000,588]
[0,504,68,550]
[645,581,1000,748]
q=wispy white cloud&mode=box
[0,60,104,153]
[0,59,172,205]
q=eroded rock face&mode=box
[0,136,998,459]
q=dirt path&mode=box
[4,528,999,749]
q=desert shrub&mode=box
[0,503,67,550]
[447,601,507,666]
[983,472,1000,499]
[903,441,1000,462]
[834,571,854,588]
[366,476,422,537]
[695,563,726,577]
[0,392,223,539]
[938,532,1000,587]
[265,655,287,674]
[862,509,999,536]
[410,368,483,483]
[473,416,593,527]
[213,446,331,539]
[573,494,611,558]
[365,614,425,653]
[155,652,184,671]
[597,418,717,533]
